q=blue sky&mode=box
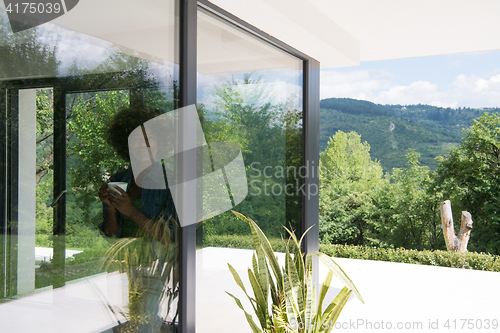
[320,50,500,108]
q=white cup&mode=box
[107,182,128,197]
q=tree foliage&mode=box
[376,151,442,250]
[319,131,385,246]
[433,112,500,253]
[319,131,443,250]
[320,111,500,254]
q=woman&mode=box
[98,104,176,238]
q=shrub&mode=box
[204,235,500,272]
[319,244,500,272]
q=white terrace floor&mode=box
[0,247,499,332]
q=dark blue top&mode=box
[98,168,176,238]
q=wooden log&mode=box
[440,200,458,251]
[457,211,473,252]
[440,200,473,252]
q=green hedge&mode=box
[319,244,500,272]
[203,235,500,272]
[203,234,288,252]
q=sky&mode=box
[320,50,500,109]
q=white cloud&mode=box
[447,73,500,107]
[376,81,446,106]
[321,69,500,108]
[320,69,392,101]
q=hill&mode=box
[319,98,498,171]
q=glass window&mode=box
[196,8,304,332]
[0,1,180,332]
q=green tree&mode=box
[377,150,443,250]
[433,112,500,254]
[319,131,385,245]
[65,90,130,225]
[319,132,443,250]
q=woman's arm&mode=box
[98,182,121,237]
[106,185,158,236]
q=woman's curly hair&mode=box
[106,103,163,161]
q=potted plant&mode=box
[227,211,364,332]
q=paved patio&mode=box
[198,247,500,333]
[0,247,498,332]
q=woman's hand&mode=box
[98,180,112,206]
[107,185,139,218]
[98,179,149,235]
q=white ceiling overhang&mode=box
[211,0,500,68]
[3,0,499,72]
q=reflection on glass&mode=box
[0,1,180,332]
[196,9,303,332]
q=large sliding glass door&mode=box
[0,1,319,332]
[195,7,306,332]
[0,1,181,332]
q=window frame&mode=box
[178,1,320,332]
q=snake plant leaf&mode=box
[227,292,263,333]
[298,225,315,248]
[233,210,283,294]
[285,249,303,317]
[311,252,364,304]
[228,263,247,293]
[304,270,315,332]
[284,227,306,294]
[294,246,305,292]
[101,237,138,270]
[228,264,259,317]
[248,268,269,328]
[257,247,269,301]
[266,259,279,307]
[283,272,300,333]
[253,252,260,280]
[317,270,334,316]
[305,254,313,277]
[232,210,261,250]
[272,302,292,333]
[322,286,348,316]
[323,289,352,333]
[250,249,270,303]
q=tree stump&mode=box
[440,200,473,252]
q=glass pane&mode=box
[0,2,180,332]
[196,9,303,332]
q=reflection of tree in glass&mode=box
[0,16,59,79]
[200,74,303,238]
[33,48,177,226]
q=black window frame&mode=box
[178,1,320,332]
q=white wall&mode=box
[17,89,37,295]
